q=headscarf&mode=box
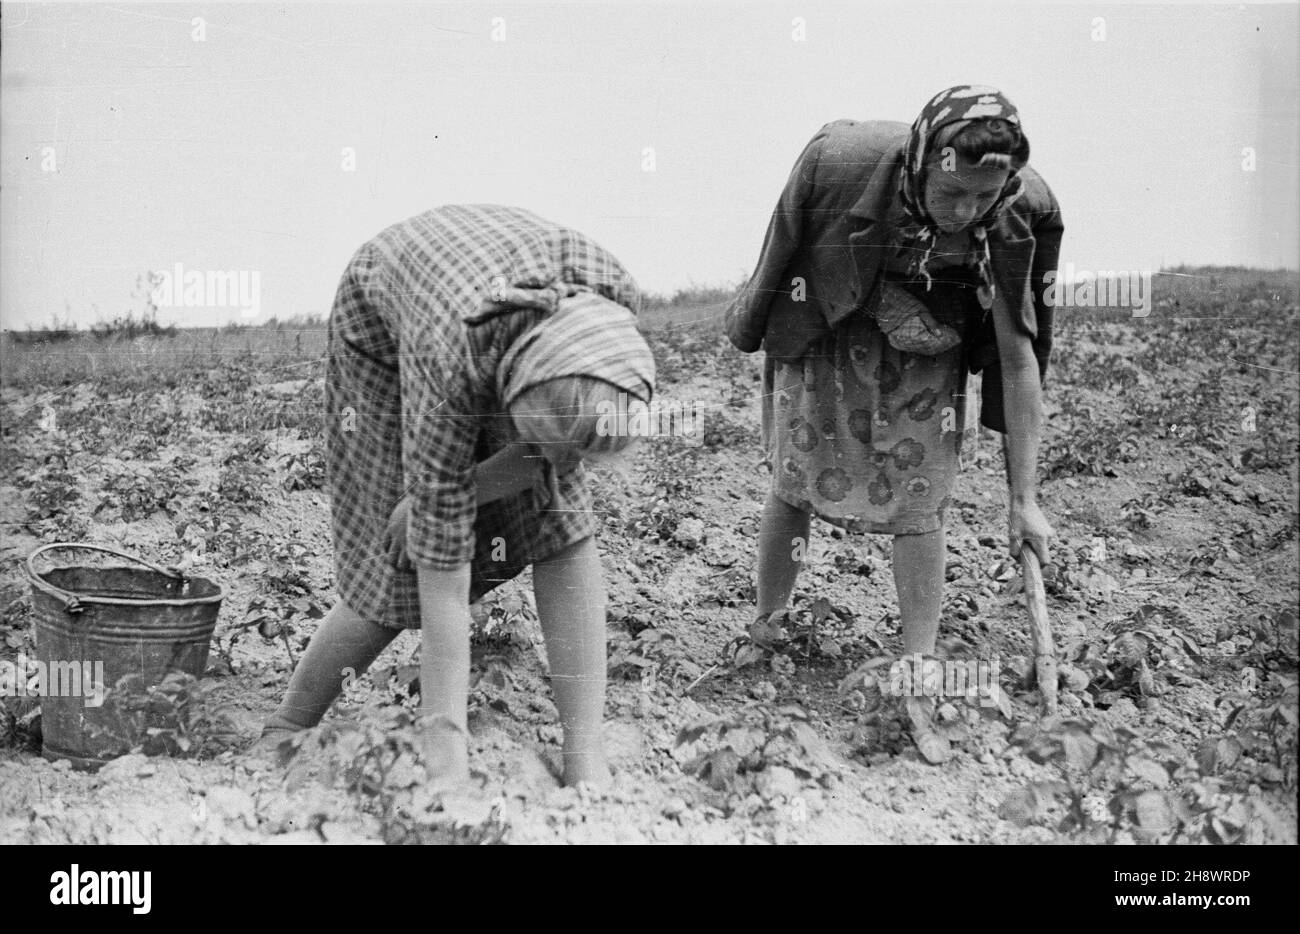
[894,85,1030,308]
[496,289,655,413]
[492,289,655,508]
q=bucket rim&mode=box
[25,542,225,611]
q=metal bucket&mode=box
[23,543,225,769]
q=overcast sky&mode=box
[2,1,1297,329]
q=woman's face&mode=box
[922,158,1010,234]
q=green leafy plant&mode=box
[676,702,841,814]
[91,671,241,758]
[280,440,326,492]
[93,459,195,523]
[1003,715,1269,844]
[287,704,510,845]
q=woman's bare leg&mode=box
[261,599,399,734]
[532,536,609,786]
[756,488,812,617]
[892,527,945,655]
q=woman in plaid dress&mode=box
[260,204,655,787]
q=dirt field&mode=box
[1,268,1296,844]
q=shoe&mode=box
[248,724,301,767]
[842,659,953,765]
[900,695,953,765]
[747,610,787,649]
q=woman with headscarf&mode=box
[726,86,1063,761]
[257,204,655,788]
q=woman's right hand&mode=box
[385,495,413,571]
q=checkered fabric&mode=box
[324,204,641,629]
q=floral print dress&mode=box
[761,241,989,535]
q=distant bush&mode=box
[89,310,177,341]
[8,326,78,345]
[642,281,741,312]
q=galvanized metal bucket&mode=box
[24,543,225,769]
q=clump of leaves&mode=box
[470,590,540,651]
[91,671,241,758]
[1041,397,1140,479]
[234,592,326,667]
[727,597,863,670]
[216,435,275,509]
[1208,607,1299,783]
[1238,607,1300,674]
[287,704,509,845]
[675,702,841,812]
[280,440,326,492]
[175,512,259,567]
[1003,715,1267,844]
[1119,492,1160,533]
[211,538,326,666]
[607,623,704,689]
[93,459,195,523]
[23,465,81,525]
[0,632,43,752]
[699,566,757,609]
[1206,672,1298,787]
[1073,603,1204,706]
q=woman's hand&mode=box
[1008,497,1053,565]
[385,495,413,571]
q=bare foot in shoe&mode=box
[902,695,953,765]
[416,715,471,793]
[248,725,301,766]
[562,749,611,790]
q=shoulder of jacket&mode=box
[800,120,908,188]
[810,119,909,157]
[1010,165,1061,218]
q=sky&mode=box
[1,0,1297,329]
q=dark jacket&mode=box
[724,119,1064,432]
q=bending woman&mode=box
[726,86,1063,756]
[259,204,654,787]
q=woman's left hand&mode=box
[1008,498,1053,565]
[384,495,413,571]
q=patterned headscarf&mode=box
[894,85,1030,308]
[497,289,655,412]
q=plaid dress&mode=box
[325,204,641,629]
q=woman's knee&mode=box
[534,535,596,567]
[764,488,810,522]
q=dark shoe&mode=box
[747,610,787,649]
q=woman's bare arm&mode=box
[990,294,1053,561]
[990,296,1043,502]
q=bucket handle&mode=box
[25,543,185,615]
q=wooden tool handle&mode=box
[1019,547,1059,717]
